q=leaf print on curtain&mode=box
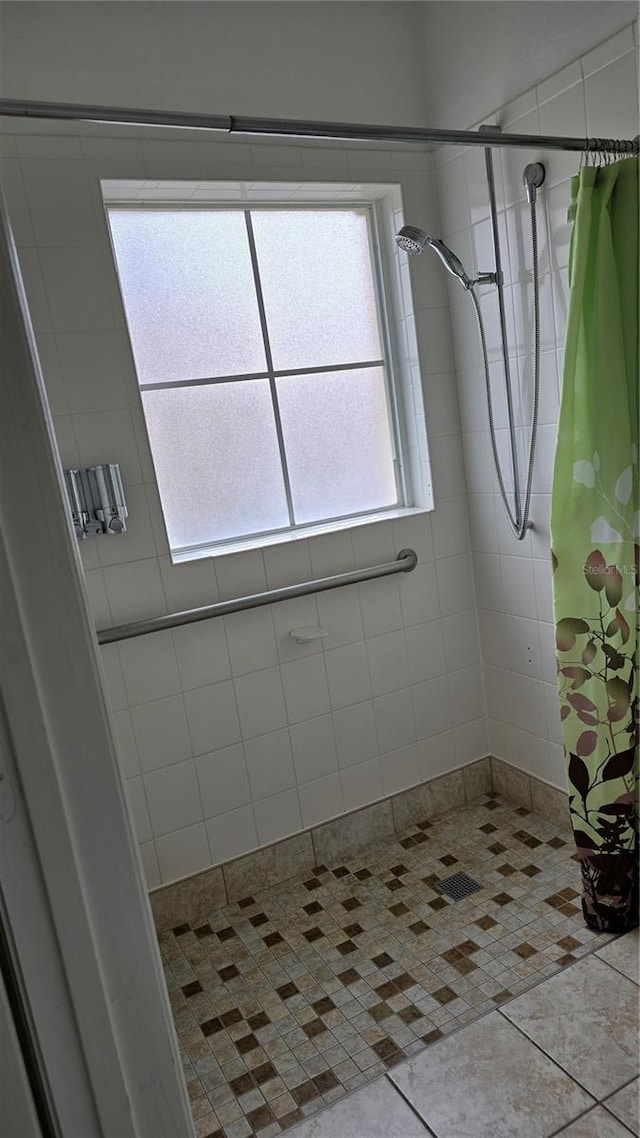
[550,157,638,934]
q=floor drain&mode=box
[436,872,482,901]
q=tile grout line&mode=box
[546,1086,639,1138]
[544,1103,617,1138]
[599,1105,639,1138]
[598,1073,640,1138]
[591,950,640,988]
[285,1068,437,1136]
[382,1072,437,1135]
[495,952,638,1106]
[600,1072,640,1099]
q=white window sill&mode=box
[170,505,431,564]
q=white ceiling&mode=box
[417,2,638,128]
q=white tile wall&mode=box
[9,45,630,884]
[333,702,379,769]
[298,772,344,829]
[130,695,192,772]
[289,714,338,784]
[143,759,203,836]
[172,620,231,691]
[183,681,241,754]
[380,744,420,796]
[155,823,210,881]
[244,729,295,800]
[418,729,456,780]
[118,630,181,706]
[340,756,384,811]
[280,655,330,723]
[436,24,639,793]
[206,806,258,864]
[195,744,250,818]
[254,788,302,845]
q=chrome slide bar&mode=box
[0,99,638,154]
[480,124,523,529]
[97,547,418,644]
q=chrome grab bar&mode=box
[97,547,418,644]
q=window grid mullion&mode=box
[244,210,296,528]
[138,357,387,393]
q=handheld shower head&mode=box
[395,225,472,289]
[395,225,430,256]
[427,238,473,289]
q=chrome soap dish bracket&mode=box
[64,463,128,540]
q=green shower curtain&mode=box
[550,158,638,933]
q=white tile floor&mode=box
[288,930,639,1137]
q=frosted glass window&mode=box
[107,210,266,383]
[251,210,383,371]
[276,368,398,524]
[105,197,406,554]
[141,383,289,548]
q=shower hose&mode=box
[468,201,541,540]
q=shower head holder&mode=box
[523,162,545,204]
[395,225,497,289]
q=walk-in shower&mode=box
[396,159,546,541]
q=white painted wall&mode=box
[436,23,639,789]
[0,1,427,126]
[0,1,635,133]
[419,1,637,131]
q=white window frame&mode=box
[103,181,433,562]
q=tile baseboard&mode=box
[148,754,572,932]
[491,756,570,831]
[149,757,490,932]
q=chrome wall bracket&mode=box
[472,271,500,287]
[64,464,128,541]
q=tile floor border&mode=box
[287,941,636,1136]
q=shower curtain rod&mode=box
[0,98,638,154]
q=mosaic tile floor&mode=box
[158,792,611,1138]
